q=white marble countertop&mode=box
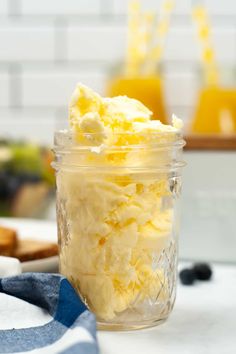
[98,263,236,354]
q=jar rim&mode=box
[52,129,186,172]
[53,129,186,153]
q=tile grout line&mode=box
[0,104,195,110]
[2,14,236,25]
[54,17,68,64]
[8,64,22,108]
[0,60,225,71]
[8,0,21,16]
[99,0,114,20]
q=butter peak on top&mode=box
[68,83,183,146]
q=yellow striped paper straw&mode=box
[138,11,156,73]
[145,0,175,75]
[126,0,142,76]
[192,3,219,86]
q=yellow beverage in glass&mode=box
[191,65,236,134]
[106,75,167,124]
[192,86,236,134]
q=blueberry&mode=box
[0,171,10,199]
[7,175,22,198]
[193,263,212,281]
[19,173,41,183]
[27,174,41,183]
[179,268,196,285]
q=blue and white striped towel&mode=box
[0,273,99,354]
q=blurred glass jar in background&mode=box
[0,139,55,218]
[191,66,236,134]
[106,63,168,124]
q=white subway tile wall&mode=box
[112,0,191,14]
[67,25,127,62]
[0,0,235,143]
[22,67,106,106]
[165,27,236,62]
[0,113,56,144]
[0,0,8,15]
[0,71,10,106]
[21,0,101,15]
[205,0,236,15]
[112,0,236,15]
[0,22,55,61]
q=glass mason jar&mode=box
[53,130,185,330]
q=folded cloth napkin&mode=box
[0,256,21,277]
[0,273,99,354]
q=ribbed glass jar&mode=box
[53,130,185,330]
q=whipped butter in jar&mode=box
[52,83,185,330]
